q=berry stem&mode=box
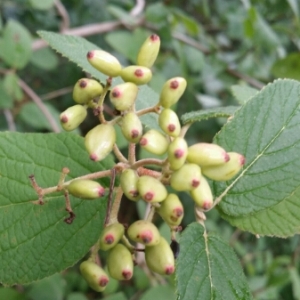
[113,144,128,163]
[104,168,116,226]
[57,167,70,191]
[106,186,123,225]
[136,105,160,117]
[128,143,136,165]
[132,158,165,169]
[121,235,135,251]
[97,77,112,124]
[63,190,76,224]
[179,123,192,138]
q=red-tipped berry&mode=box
[190,175,213,210]
[140,129,169,155]
[120,169,140,201]
[120,65,152,85]
[67,179,105,199]
[137,34,161,68]
[73,78,103,104]
[158,108,181,137]
[121,112,143,143]
[60,105,87,131]
[167,137,188,170]
[99,223,125,251]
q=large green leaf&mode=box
[213,79,300,237]
[37,31,159,130]
[0,132,114,285]
[176,223,252,300]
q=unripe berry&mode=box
[60,105,87,131]
[109,82,138,111]
[67,179,105,199]
[140,129,169,155]
[158,108,181,137]
[170,163,201,191]
[202,152,245,181]
[80,260,109,292]
[167,137,188,170]
[73,78,103,104]
[121,112,143,143]
[120,169,140,201]
[159,77,187,108]
[85,124,116,162]
[157,193,184,226]
[137,175,167,203]
[120,65,152,85]
[137,34,160,68]
[187,143,230,167]
[145,237,175,275]
[127,220,161,246]
[87,50,122,77]
[190,175,213,210]
[107,244,134,280]
[99,223,125,251]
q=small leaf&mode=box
[29,0,55,10]
[181,106,240,124]
[0,80,13,109]
[0,132,114,285]
[107,5,137,26]
[231,85,259,104]
[3,73,24,101]
[0,288,27,300]
[30,47,59,70]
[176,223,252,300]
[103,293,127,300]
[271,53,300,81]
[141,285,175,300]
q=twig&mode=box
[226,68,264,89]
[106,187,124,225]
[54,0,70,32]
[18,79,61,133]
[3,109,16,131]
[130,0,146,16]
[40,86,73,101]
[113,144,128,163]
[104,168,116,226]
[132,158,165,169]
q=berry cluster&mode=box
[57,34,245,292]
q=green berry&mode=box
[157,193,184,226]
[120,169,140,201]
[85,124,116,161]
[137,34,160,68]
[121,112,143,143]
[140,129,169,155]
[80,260,109,292]
[158,108,181,137]
[107,244,134,280]
[60,104,87,131]
[145,237,175,275]
[167,137,188,170]
[202,152,245,181]
[73,78,103,104]
[187,143,230,167]
[87,50,122,77]
[170,163,201,191]
[190,175,213,210]
[99,223,125,251]
[67,179,105,199]
[120,65,152,85]
[159,77,187,108]
[137,175,168,203]
[127,220,161,246]
[110,82,138,111]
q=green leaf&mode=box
[0,80,13,109]
[271,53,300,81]
[0,20,32,69]
[66,293,88,300]
[181,106,239,124]
[0,132,114,285]
[102,292,127,300]
[287,0,299,18]
[0,288,27,300]
[145,3,169,28]
[214,79,300,237]
[29,0,55,10]
[141,285,175,300]
[231,85,259,104]
[176,223,252,300]
[30,47,59,70]
[37,31,159,130]
[3,73,24,101]
[107,5,137,26]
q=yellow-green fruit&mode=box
[202,152,245,181]
[110,82,138,111]
[158,108,181,137]
[187,143,230,167]
[145,237,175,275]
[170,163,201,191]
[120,169,140,201]
[87,50,122,77]
[120,65,152,85]
[190,175,213,210]
[157,193,184,226]
[60,104,87,131]
[67,179,105,199]
[121,112,143,143]
[140,129,169,155]
[137,34,161,68]
[107,244,134,280]
[85,124,116,161]
[159,77,187,108]
[73,78,103,104]
[167,137,188,170]
[80,260,109,292]
[127,220,161,246]
[137,175,167,203]
[99,223,125,251]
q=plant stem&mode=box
[97,78,111,124]
[113,144,128,163]
[106,187,123,225]
[128,143,136,165]
[136,105,160,117]
[132,158,164,169]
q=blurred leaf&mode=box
[100,292,127,300]
[114,124,128,149]
[0,288,27,300]
[0,15,2,31]
[0,20,32,69]
[172,9,200,36]
[176,223,252,300]
[30,47,59,70]
[3,73,23,101]
[287,0,299,18]
[271,53,300,81]
[231,85,259,104]
[107,5,137,26]
[159,221,171,242]
[133,266,150,290]
[289,267,300,300]
[29,0,55,10]
[66,293,88,300]
[145,3,169,28]
[141,285,175,300]
[0,80,13,109]
[183,45,204,73]
[181,106,239,124]
[243,7,257,38]
[215,79,300,237]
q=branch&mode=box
[226,68,264,89]
[54,0,70,32]
[3,109,16,131]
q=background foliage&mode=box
[1,0,300,299]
